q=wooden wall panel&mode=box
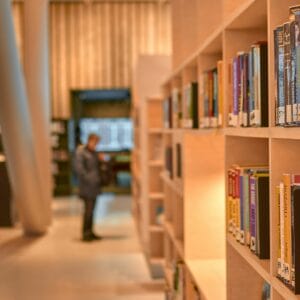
[49,2,171,118]
[12,2,171,118]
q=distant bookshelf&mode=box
[51,119,72,196]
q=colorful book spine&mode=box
[283,174,292,282]
[233,57,239,126]
[283,22,292,125]
[276,186,282,277]
[212,68,218,128]
[243,53,249,127]
[243,171,250,246]
[239,173,245,244]
[274,26,286,125]
[250,175,256,252]
[279,181,285,279]
[217,61,223,127]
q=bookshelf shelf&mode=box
[224,127,269,138]
[186,259,226,300]
[149,193,164,200]
[164,221,184,259]
[227,235,271,283]
[149,0,300,298]
[148,160,164,167]
[149,225,164,233]
[148,128,163,134]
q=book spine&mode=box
[283,174,292,282]
[280,182,285,279]
[250,176,256,252]
[232,169,237,236]
[204,73,210,128]
[235,168,241,242]
[290,21,297,124]
[276,26,286,125]
[291,184,296,289]
[208,71,214,127]
[243,53,249,127]
[217,61,223,127]
[168,96,173,129]
[228,61,234,126]
[240,173,245,244]
[284,22,292,125]
[257,176,270,259]
[191,82,199,129]
[233,57,239,127]
[294,12,300,123]
[212,69,218,128]
[248,50,255,126]
[253,45,261,126]
[238,53,244,127]
[276,186,282,277]
[228,169,233,233]
[243,172,250,246]
[292,186,300,293]
[259,42,269,127]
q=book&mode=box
[276,186,282,276]
[172,88,181,129]
[283,174,292,282]
[250,175,257,252]
[279,181,285,279]
[176,143,182,178]
[217,61,223,127]
[182,82,198,129]
[274,26,286,125]
[283,23,293,125]
[289,6,300,124]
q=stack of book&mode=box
[274,6,300,126]
[227,165,270,259]
[228,43,268,127]
[200,61,223,128]
[182,82,199,129]
[276,174,300,294]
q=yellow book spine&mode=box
[283,174,292,282]
[228,195,232,232]
[217,60,223,127]
[275,185,282,277]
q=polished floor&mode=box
[0,194,164,300]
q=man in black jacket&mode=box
[75,133,102,242]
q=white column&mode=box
[0,0,48,234]
[23,0,52,225]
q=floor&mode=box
[0,194,164,300]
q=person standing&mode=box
[75,133,102,242]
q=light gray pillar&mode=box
[0,0,48,234]
[23,0,52,225]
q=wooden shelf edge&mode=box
[227,235,271,283]
[149,160,164,167]
[148,128,163,134]
[224,127,269,138]
[271,275,300,300]
[164,221,184,258]
[149,257,165,266]
[186,259,226,300]
[160,171,183,197]
[149,193,164,200]
[149,225,164,233]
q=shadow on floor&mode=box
[73,234,129,243]
[0,235,42,258]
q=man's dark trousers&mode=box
[82,197,97,237]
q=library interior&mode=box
[1,0,300,299]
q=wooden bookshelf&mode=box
[131,56,171,278]
[159,0,300,298]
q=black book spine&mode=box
[257,176,270,259]
[284,22,292,125]
[259,43,269,127]
[176,143,182,178]
[191,82,199,129]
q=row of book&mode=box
[165,261,200,300]
[51,121,67,134]
[274,6,300,127]
[276,174,300,294]
[227,165,270,259]
[163,82,199,130]
[228,42,269,127]
[199,61,223,128]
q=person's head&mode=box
[87,133,101,151]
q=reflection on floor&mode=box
[0,194,164,300]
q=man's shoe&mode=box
[91,232,102,240]
[82,235,94,242]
